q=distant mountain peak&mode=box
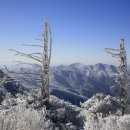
[94,63,106,70]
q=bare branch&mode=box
[9,49,43,63]
[29,54,42,60]
[22,44,43,48]
[104,48,120,51]
[30,52,43,55]
[104,49,120,57]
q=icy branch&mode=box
[9,49,43,63]
[22,44,43,48]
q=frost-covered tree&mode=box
[5,20,52,104]
[81,94,130,130]
[104,39,129,115]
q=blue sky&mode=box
[0,0,130,65]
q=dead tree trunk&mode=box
[118,39,128,115]
[41,20,52,101]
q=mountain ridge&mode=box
[0,63,125,105]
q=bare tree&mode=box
[5,20,52,103]
[104,39,129,115]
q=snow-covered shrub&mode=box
[1,93,17,107]
[81,93,121,116]
[81,93,130,130]
[83,112,130,130]
[0,91,53,130]
[49,96,84,130]
[0,91,86,130]
[0,105,52,130]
